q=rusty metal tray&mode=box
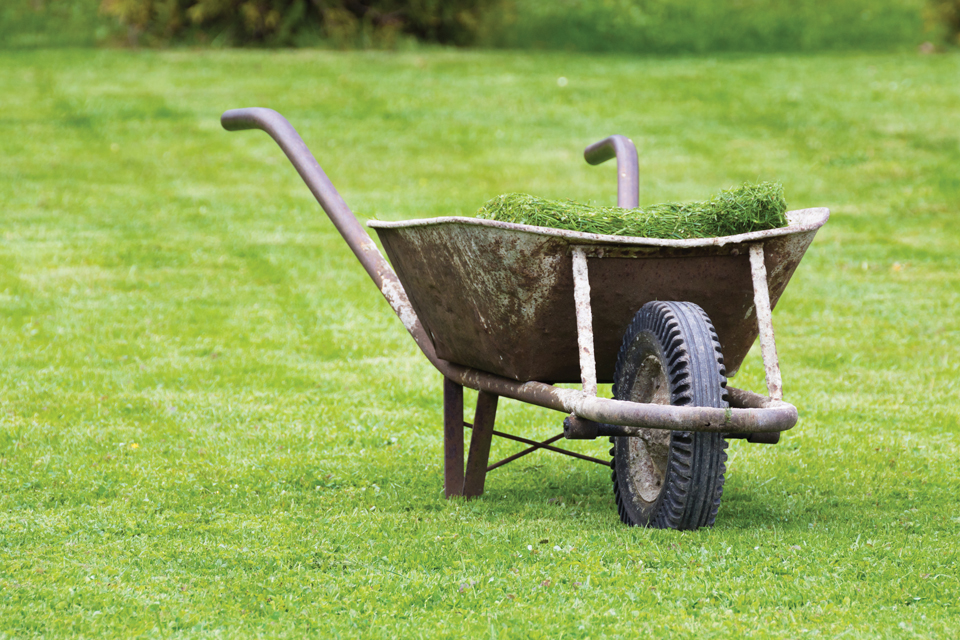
[370,208,827,383]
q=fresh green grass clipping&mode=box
[476,182,789,239]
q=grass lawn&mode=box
[1,47,959,637]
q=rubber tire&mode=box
[610,301,729,530]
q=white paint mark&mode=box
[571,247,598,397]
[749,244,783,400]
[380,277,420,334]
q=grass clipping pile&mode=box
[476,182,788,239]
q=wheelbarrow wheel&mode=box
[610,301,729,530]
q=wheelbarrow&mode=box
[221,108,829,530]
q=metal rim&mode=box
[367,208,829,248]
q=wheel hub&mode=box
[626,350,671,503]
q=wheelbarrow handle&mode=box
[583,135,639,209]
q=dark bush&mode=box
[98,0,498,47]
[1,0,938,52]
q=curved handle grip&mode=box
[584,135,639,209]
[221,108,273,132]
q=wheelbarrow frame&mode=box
[221,108,824,499]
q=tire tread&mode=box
[611,301,730,530]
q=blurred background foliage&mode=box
[926,0,960,45]
[1,0,492,48]
[0,0,958,51]
[95,0,490,47]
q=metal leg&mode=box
[443,377,464,498]
[463,391,499,498]
[748,244,783,401]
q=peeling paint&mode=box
[379,276,420,334]
[571,248,598,396]
[749,244,783,401]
